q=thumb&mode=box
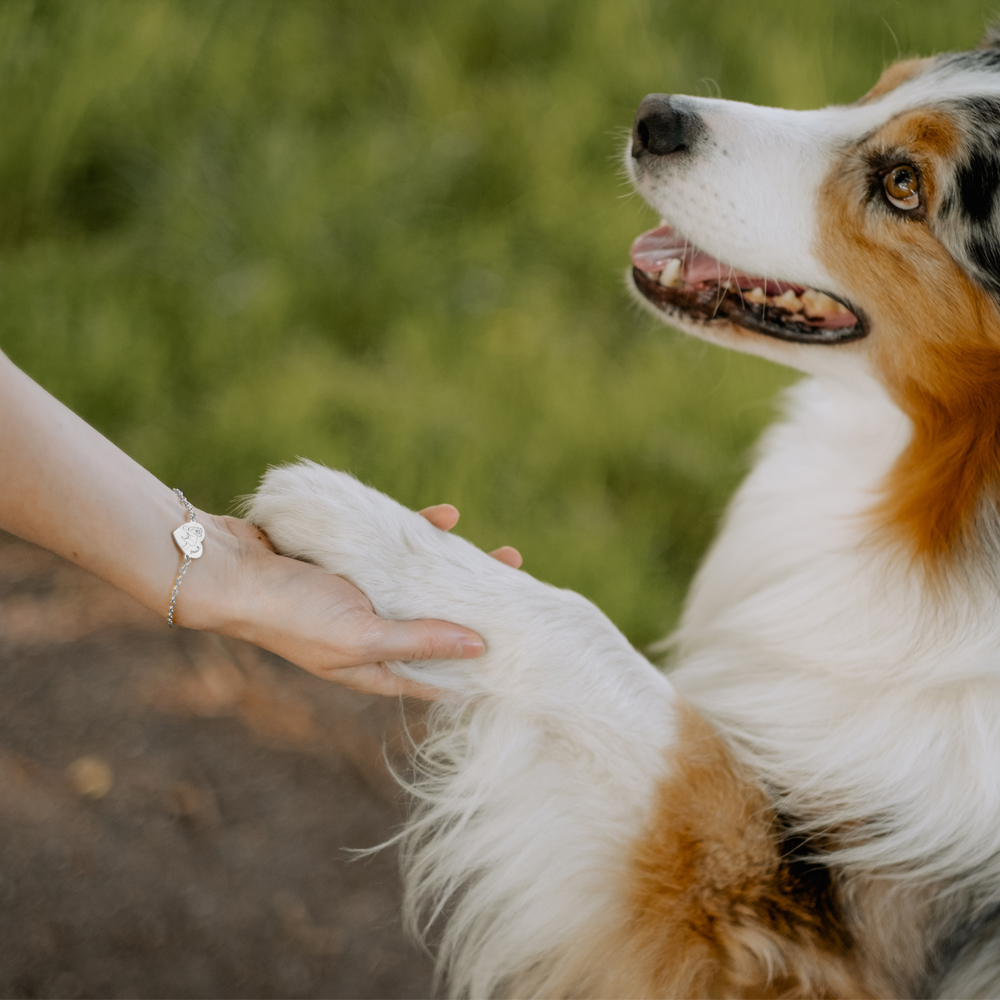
[365,616,485,664]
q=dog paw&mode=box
[246,460,517,626]
[246,461,671,712]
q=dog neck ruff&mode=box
[167,488,206,628]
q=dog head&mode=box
[628,33,1000,562]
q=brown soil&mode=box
[0,532,434,999]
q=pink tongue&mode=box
[629,225,689,271]
[629,224,799,290]
[629,224,857,328]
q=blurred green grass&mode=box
[0,0,993,645]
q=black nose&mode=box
[632,94,692,157]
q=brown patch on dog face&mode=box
[816,108,1000,562]
[881,108,962,164]
[617,705,879,999]
[858,58,933,104]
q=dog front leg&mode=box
[247,462,877,999]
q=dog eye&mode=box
[883,165,920,210]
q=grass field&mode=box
[0,0,994,646]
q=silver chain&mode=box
[173,487,197,524]
[167,489,199,629]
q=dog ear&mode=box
[978,21,1000,50]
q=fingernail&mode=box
[457,636,485,657]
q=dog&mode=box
[246,28,1000,999]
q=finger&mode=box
[419,503,460,531]
[361,615,484,664]
[489,545,523,569]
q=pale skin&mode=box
[0,351,522,698]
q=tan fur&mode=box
[604,705,882,999]
[858,59,933,104]
[816,110,1000,563]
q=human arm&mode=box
[0,350,516,697]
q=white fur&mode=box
[673,375,1000,890]
[246,463,678,997]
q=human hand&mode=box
[181,505,521,699]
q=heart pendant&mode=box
[173,521,206,559]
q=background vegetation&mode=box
[0,0,993,645]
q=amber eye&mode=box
[883,165,920,211]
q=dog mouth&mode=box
[630,225,867,344]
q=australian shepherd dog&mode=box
[246,28,1000,1000]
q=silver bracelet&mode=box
[167,488,206,628]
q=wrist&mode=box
[166,512,252,634]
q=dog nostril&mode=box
[632,94,690,158]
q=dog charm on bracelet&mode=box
[173,521,206,559]
[167,488,204,628]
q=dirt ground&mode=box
[0,532,435,999]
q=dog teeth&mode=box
[801,289,842,317]
[772,290,804,313]
[659,258,682,287]
[744,286,766,304]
